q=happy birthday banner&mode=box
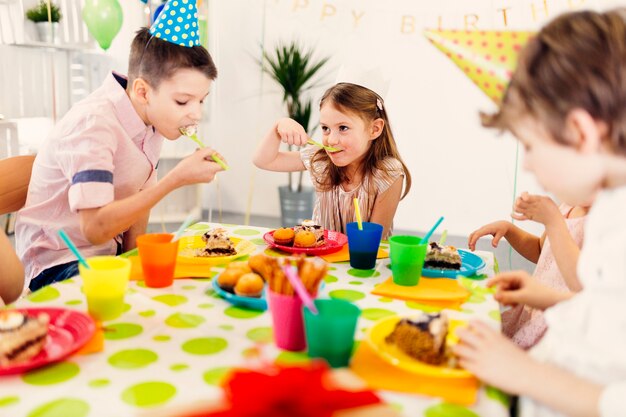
[270,0,608,32]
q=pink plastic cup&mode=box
[268,289,306,351]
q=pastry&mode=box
[0,311,49,366]
[294,220,325,246]
[196,228,237,257]
[234,273,264,298]
[424,242,462,270]
[294,230,317,248]
[217,269,243,291]
[385,313,448,365]
[273,228,295,246]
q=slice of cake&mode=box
[0,311,49,366]
[424,242,462,270]
[385,313,448,365]
[196,228,237,257]
[293,220,325,247]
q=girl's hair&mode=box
[128,27,217,89]
[311,83,412,199]
[483,9,626,156]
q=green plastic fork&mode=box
[307,139,340,152]
[179,129,229,170]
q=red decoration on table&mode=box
[182,362,381,417]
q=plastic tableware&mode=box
[79,256,131,321]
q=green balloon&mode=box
[82,0,123,51]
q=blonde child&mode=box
[0,229,24,305]
[468,192,588,348]
[253,83,412,239]
[455,9,626,417]
[16,1,226,292]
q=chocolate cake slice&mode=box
[424,242,462,270]
[385,313,449,365]
[0,311,49,366]
[196,228,237,257]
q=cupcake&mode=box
[294,230,317,248]
[234,273,265,298]
[273,227,295,246]
[217,269,244,292]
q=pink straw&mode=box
[282,264,319,315]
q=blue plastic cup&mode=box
[346,222,383,270]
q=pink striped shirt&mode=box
[16,72,163,283]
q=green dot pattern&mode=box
[22,362,80,386]
[246,327,272,343]
[121,382,176,407]
[104,323,143,340]
[28,286,60,303]
[324,275,338,283]
[152,294,188,307]
[361,308,395,321]
[233,229,259,236]
[203,367,230,386]
[88,379,110,388]
[27,398,89,417]
[347,268,380,278]
[424,403,480,417]
[182,337,228,355]
[153,335,170,342]
[165,313,205,328]
[224,306,263,319]
[108,349,158,369]
[329,289,365,302]
[0,396,19,407]
[406,301,443,313]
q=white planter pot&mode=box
[35,22,59,44]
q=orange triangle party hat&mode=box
[424,30,534,104]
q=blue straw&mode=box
[58,229,90,269]
[420,216,444,244]
[172,213,196,242]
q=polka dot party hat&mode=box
[424,30,534,104]
[150,0,200,47]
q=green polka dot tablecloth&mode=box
[5,223,508,417]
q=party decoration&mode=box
[82,0,123,51]
[150,0,200,47]
[153,2,166,23]
[424,30,533,104]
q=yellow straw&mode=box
[353,198,363,230]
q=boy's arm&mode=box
[253,118,307,172]
[544,218,583,291]
[0,230,24,304]
[122,211,150,252]
[369,177,403,238]
[79,148,222,245]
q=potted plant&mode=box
[260,41,329,226]
[26,1,62,44]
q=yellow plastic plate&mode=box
[366,315,473,379]
[177,235,256,266]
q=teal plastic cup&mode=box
[389,235,427,286]
[303,299,360,368]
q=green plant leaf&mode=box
[26,1,61,22]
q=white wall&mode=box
[85,0,624,236]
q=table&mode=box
[3,223,509,417]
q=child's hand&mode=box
[467,221,510,251]
[512,192,561,226]
[275,118,308,147]
[454,320,534,395]
[488,271,569,310]
[167,147,226,186]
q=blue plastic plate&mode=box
[211,277,268,310]
[422,249,486,278]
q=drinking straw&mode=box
[438,229,448,245]
[419,216,444,244]
[353,198,363,231]
[58,229,90,269]
[172,214,196,242]
[282,264,318,315]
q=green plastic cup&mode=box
[303,299,360,368]
[389,235,427,286]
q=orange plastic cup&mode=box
[136,233,179,288]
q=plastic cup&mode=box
[136,233,179,288]
[268,289,306,351]
[346,222,383,270]
[79,256,131,321]
[389,235,427,286]
[303,299,360,367]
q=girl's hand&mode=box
[167,147,225,186]
[454,320,534,395]
[512,192,561,226]
[275,118,308,147]
[467,220,511,251]
[488,271,570,310]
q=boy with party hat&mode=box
[16,0,225,292]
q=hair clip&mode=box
[376,98,383,111]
